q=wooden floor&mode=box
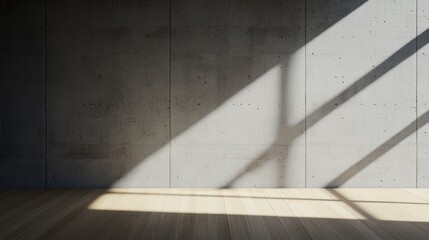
[2,189,429,239]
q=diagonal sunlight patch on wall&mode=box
[104,0,387,189]
[306,0,420,187]
[224,28,428,188]
[300,0,418,188]
[112,62,286,187]
[170,54,305,188]
[113,50,305,187]
[109,0,424,188]
[305,0,371,46]
[44,0,371,188]
[328,110,429,187]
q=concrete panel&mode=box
[171,0,306,187]
[417,0,429,187]
[306,0,417,187]
[0,1,45,187]
[47,0,170,187]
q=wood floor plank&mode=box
[403,189,429,202]
[326,189,429,240]
[125,189,165,240]
[275,189,381,240]
[2,189,429,239]
[165,189,231,240]
[0,190,45,214]
[0,190,75,238]
[154,188,195,240]
[45,189,112,239]
[223,189,290,240]
[126,188,177,240]
[261,189,313,240]
[0,189,16,203]
[6,190,98,239]
[195,189,231,240]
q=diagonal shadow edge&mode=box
[41,1,371,188]
[108,0,369,188]
[4,189,429,239]
[328,189,377,220]
[327,110,429,187]
[84,190,429,205]
[223,28,429,188]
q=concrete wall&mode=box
[418,0,429,187]
[1,0,427,188]
[46,0,170,187]
[306,0,417,187]
[0,0,46,187]
[170,0,306,187]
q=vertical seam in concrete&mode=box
[44,0,48,189]
[168,0,172,188]
[415,0,419,188]
[303,0,307,188]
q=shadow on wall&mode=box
[45,0,369,188]
[225,28,429,188]
[0,0,46,187]
[2,0,427,188]
[328,109,429,187]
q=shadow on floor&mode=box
[1,190,429,240]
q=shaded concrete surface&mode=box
[0,0,45,187]
[46,0,170,187]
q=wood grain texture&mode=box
[1,189,429,239]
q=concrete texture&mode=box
[46,0,170,187]
[1,0,427,188]
[0,0,46,187]
[306,0,418,187]
[170,0,305,187]
[417,0,429,187]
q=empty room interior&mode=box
[2,0,429,239]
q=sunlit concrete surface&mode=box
[417,0,429,187]
[2,189,429,239]
[1,1,429,188]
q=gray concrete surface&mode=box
[418,0,429,187]
[306,0,417,187]
[46,0,170,187]
[1,0,427,188]
[0,0,46,187]
[170,0,306,187]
